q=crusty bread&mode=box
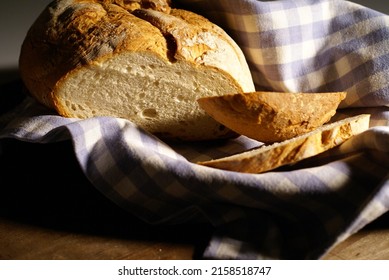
[197,91,347,143]
[18,0,255,141]
[198,114,370,174]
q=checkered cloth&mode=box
[1,0,389,259]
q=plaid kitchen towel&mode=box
[1,0,389,259]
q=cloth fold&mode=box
[176,0,389,107]
[1,0,389,259]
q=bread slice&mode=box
[197,91,347,143]
[198,114,370,174]
[18,0,255,141]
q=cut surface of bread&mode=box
[18,0,255,141]
[198,114,370,174]
[54,52,245,140]
[197,91,347,143]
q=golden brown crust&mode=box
[198,114,370,173]
[19,0,170,109]
[97,0,172,13]
[19,0,253,107]
[18,0,255,141]
[133,8,212,62]
[197,91,347,143]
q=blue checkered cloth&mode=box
[1,0,389,259]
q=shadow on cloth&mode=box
[0,138,213,259]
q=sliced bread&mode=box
[18,0,255,141]
[197,91,347,143]
[198,114,370,174]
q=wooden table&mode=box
[1,210,389,260]
[1,139,389,260]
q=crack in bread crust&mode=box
[19,0,255,141]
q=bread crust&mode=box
[19,0,255,141]
[198,114,370,173]
[19,0,171,108]
[198,91,347,143]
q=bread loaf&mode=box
[197,91,347,144]
[198,114,370,174]
[18,0,255,141]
